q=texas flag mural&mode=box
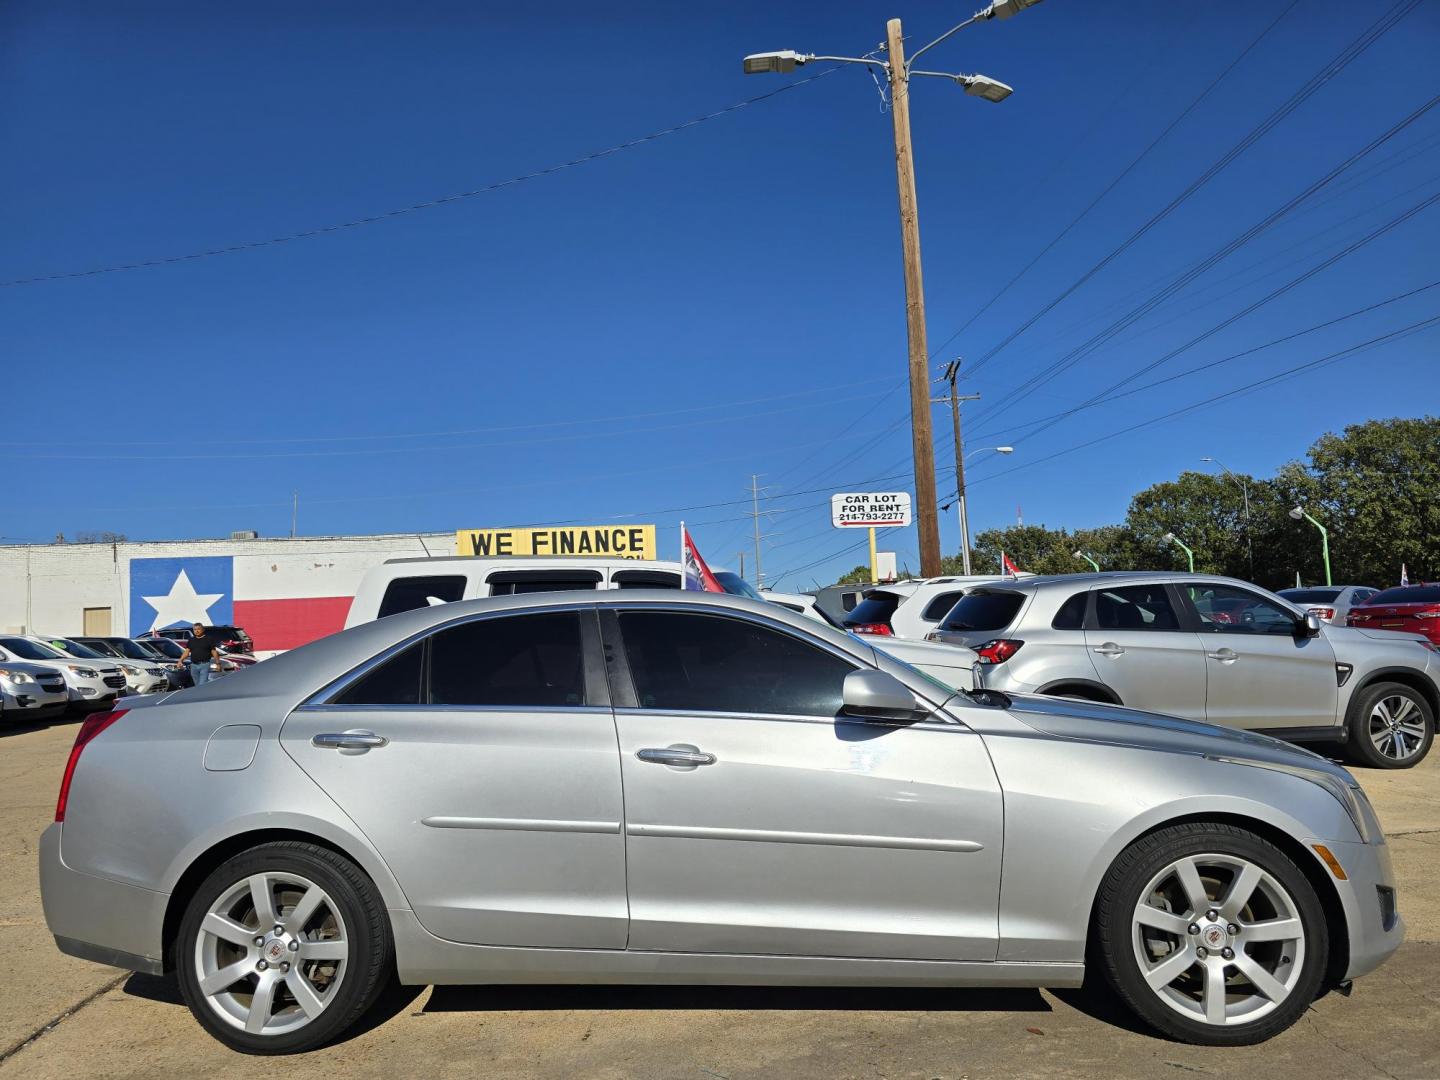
[129,556,354,652]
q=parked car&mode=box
[809,582,875,626]
[1277,586,1378,626]
[843,577,1011,639]
[0,660,69,721]
[869,635,980,691]
[154,624,256,655]
[1346,584,1440,646]
[71,637,171,694]
[138,635,246,688]
[926,572,1438,768]
[0,635,126,712]
[759,588,826,622]
[346,557,683,628]
[43,590,1400,1051]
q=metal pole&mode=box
[291,490,298,539]
[869,527,878,585]
[943,363,981,576]
[1077,552,1100,572]
[751,474,764,588]
[886,18,942,578]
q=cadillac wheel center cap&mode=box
[265,939,288,964]
[1202,925,1228,951]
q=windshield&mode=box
[713,572,762,600]
[47,638,108,659]
[0,637,65,661]
[111,639,160,660]
[144,637,186,659]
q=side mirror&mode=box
[842,669,920,722]
[1302,611,1323,637]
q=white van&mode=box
[345,556,684,628]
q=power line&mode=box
[0,70,837,290]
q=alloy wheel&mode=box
[1131,853,1305,1027]
[1368,694,1427,762]
[193,871,349,1036]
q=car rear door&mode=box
[1179,582,1338,731]
[280,606,628,950]
[604,605,1003,961]
[1083,583,1209,721]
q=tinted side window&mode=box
[430,612,585,707]
[921,591,966,622]
[619,612,854,717]
[1094,585,1181,631]
[1051,592,1088,630]
[486,571,603,596]
[378,575,467,619]
[333,641,425,705]
[939,591,1025,632]
[612,570,683,589]
[1187,585,1297,635]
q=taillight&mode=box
[55,708,126,822]
[1309,607,1336,621]
[1417,606,1440,620]
[848,622,893,636]
[974,639,1024,664]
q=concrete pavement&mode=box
[2,717,1436,1079]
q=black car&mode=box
[153,624,254,654]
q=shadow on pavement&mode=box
[424,983,1052,1014]
[0,713,82,739]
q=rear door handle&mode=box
[637,745,716,769]
[1208,649,1239,663]
[1092,643,1125,657]
[312,730,388,751]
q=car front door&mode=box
[604,606,1003,962]
[1083,583,1209,721]
[1180,582,1338,731]
[280,607,628,950]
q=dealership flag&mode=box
[1402,563,1410,586]
[1001,551,1023,579]
[681,523,723,592]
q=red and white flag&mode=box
[681,523,723,592]
[1001,551,1022,578]
[1401,563,1410,586]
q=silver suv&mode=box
[927,572,1440,769]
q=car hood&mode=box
[1003,692,1351,779]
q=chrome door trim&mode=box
[294,703,613,717]
[422,816,621,835]
[625,823,984,853]
[611,705,962,733]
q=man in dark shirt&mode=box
[177,623,218,686]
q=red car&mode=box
[1346,583,1440,645]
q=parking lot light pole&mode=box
[1162,532,1195,573]
[742,0,1040,577]
[1289,505,1332,586]
[1074,550,1100,572]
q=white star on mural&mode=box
[141,570,224,632]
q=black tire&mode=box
[1093,822,1328,1046]
[175,841,393,1054]
[1344,681,1434,769]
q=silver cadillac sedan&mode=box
[41,591,1401,1054]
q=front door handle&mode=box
[637,745,716,769]
[1092,643,1125,657]
[1208,648,1239,663]
[312,730,388,751]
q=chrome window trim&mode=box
[295,702,611,716]
[304,604,598,708]
[613,705,962,732]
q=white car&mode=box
[0,661,69,721]
[841,576,1021,640]
[868,635,980,692]
[759,589,825,621]
[69,637,171,695]
[0,635,126,713]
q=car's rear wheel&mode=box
[1094,822,1327,1046]
[176,842,392,1054]
[1346,681,1434,769]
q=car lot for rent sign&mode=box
[456,525,657,559]
[831,493,912,528]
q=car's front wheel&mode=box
[1093,822,1327,1046]
[175,841,392,1054]
[1346,681,1434,769]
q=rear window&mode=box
[379,575,468,618]
[1366,585,1440,605]
[920,591,966,622]
[1278,588,1342,603]
[843,591,903,628]
[939,591,1025,632]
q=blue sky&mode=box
[2,0,1436,587]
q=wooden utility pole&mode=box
[886,18,941,577]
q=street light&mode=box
[1200,456,1253,580]
[742,0,1040,578]
[1289,505,1332,586]
[967,445,1014,463]
[1162,532,1195,573]
[940,445,1015,574]
[1073,549,1101,572]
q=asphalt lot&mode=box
[2,716,1437,1079]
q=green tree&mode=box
[835,564,873,586]
[970,525,1091,576]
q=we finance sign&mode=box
[457,525,657,560]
